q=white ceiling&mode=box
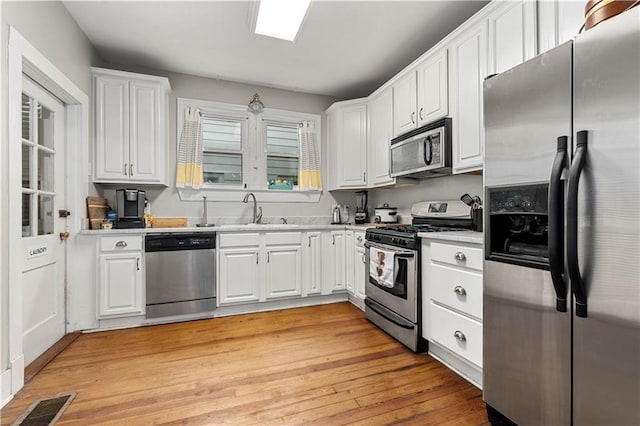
[63,1,489,99]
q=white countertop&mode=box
[417,230,483,244]
[79,223,371,235]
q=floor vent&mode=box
[11,392,76,426]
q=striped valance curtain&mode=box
[298,120,322,190]
[176,107,204,189]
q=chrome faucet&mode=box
[242,192,263,224]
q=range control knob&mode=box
[401,240,407,246]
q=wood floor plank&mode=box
[0,302,488,425]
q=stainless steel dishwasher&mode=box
[145,233,216,318]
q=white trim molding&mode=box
[4,26,89,402]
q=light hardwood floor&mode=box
[1,302,488,425]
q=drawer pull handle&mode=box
[115,241,128,248]
[454,330,466,342]
[454,251,466,261]
[454,285,467,296]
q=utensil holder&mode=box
[471,208,483,232]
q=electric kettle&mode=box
[331,205,342,224]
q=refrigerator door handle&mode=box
[549,136,568,312]
[567,130,589,318]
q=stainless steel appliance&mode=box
[354,191,368,224]
[365,200,472,352]
[390,118,452,179]
[373,203,398,223]
[115,188,145,229]
[145,233,216,318]
[483,8,639,425]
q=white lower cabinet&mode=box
[353,233,367,304]
[345,231,355,293]
[265,245,302,299]
[218,248,261,305]
[423,237,483,385]
[323,230,346,293]
[97,236,144,318]
[303,231,323,296]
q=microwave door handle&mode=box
[423,136,433,165]
[549,136,568,313]
[567,130,588,318]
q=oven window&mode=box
[369,257,408,299]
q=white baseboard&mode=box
[10,355,24,395]
[428,341,482,389]
[1,368,14,408]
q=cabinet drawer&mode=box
[431,302,482,367]
[431,242,483,271]
[99,235,142,252]
[219,233,260,248]
[265,232,301,246]
[431,264,483,319]
[354,232,366,248]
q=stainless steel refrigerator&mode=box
[482,7,639,426]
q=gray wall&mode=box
[99,63,342,224]
[1,0,98,376]
[369,174,483,222]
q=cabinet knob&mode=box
[419,107,424,121]
[357,236,363,242]
[453,330,466,342]
[454,251,466,261]
[411,112,415,124]
[454,285,466,296]
[59,231,70,241]
[115,241,128,248]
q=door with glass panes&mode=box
[20,76,67,365]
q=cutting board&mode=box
[151,217,188,228]
[86,196,110,230]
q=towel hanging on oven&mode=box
[369,246,395,288]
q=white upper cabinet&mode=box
[368,88,395,187]
[393,48,449,137]
[448,20,488,174]
[488,0,537,75]
[416,49,449,126]
[93,67,170,185]
[538,0,585,54]
[326,99,368,189]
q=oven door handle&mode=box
[365,299,415,330]
[364,241,415,257]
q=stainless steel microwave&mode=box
[390,118,452,179]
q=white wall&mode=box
[0,0,97,400]
[98,64,342,224]
[369,174,483,222]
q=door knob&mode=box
[59,231,70,241]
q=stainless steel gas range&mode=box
[364,200,473,352]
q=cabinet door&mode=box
[94,76,130,182]
[345,231,354,294]
[354,245,366,301]
[488,0,537,75]
[339,105,368,187]
[218,248,260,305]
[304,232,322,296]
[265,245,302,299]
[538,0,585,54]
[393,72,417,137]
[369,89,395,187]
[129,80,163,183]
[323,231,346,293]
[417,49,449,126]
[98,253,143,318]
[450,21,488,174]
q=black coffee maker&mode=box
[355,191,369,224]
[115,189,145,228]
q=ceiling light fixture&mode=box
[247,93,265,114]
[253,0,311,42]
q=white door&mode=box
[265,246,302,299]
[20,76,67,365]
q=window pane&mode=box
[22,144,32,189]
[38,194,54,236]
[22,93,31,141]
[37,103,55,149]
[266,124,299,156]
[203,152,242,185]
[267,155,298,186]
[22,193,32,237]
[38,149,54,191]
[202,117,242,151]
